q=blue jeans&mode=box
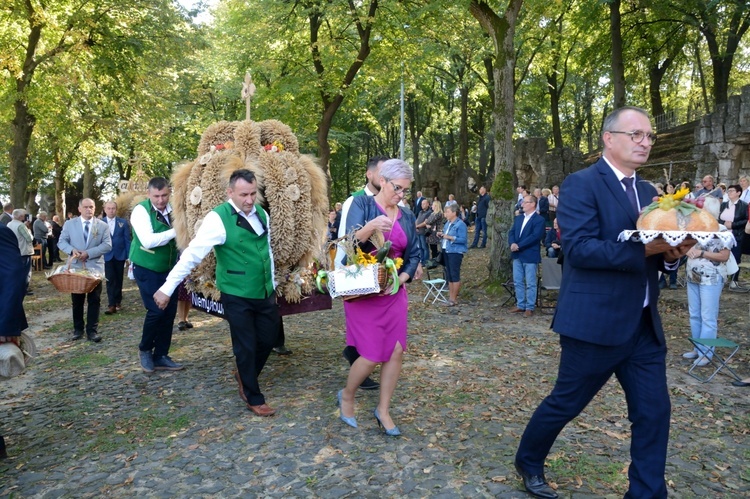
[513,259,537,311]
[134,265,178,359]
[687,279,723,360]
[472,217,487,247]
[418,234,429,264]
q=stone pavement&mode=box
[1,250,749,497]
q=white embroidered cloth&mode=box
[618,230,736,248]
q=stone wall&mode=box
[693,84,750,184]
[513,138,584,190]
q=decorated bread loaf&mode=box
[636,187,719,232]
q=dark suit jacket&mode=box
[0,224,28,335]
[552,158,667,346]
[508,213,545,264]
[103,216,132,262]
[346,195,420,281]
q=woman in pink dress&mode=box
[337,159,420,436]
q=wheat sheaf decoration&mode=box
[170,76,328,302]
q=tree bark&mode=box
[609,0,626,109]
[458,86,470,172]
[469,0,524,282]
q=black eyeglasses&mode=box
[607,130,657,145]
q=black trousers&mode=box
[72,282,102,334]
[47,237,59,263]
[222,293,279,406]
[134,265,177,359]
[105,259,126,307]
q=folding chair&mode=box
[501,277,515,306]
[687,337,742,383]
[422,268,448,305]
[536,257,562,311]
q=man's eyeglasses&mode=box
[388,180,410,196]
[607,130,657,145]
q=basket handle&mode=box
[66,257,88,272]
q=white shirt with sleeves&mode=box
[158,200,275,297]
[131,203,176,250]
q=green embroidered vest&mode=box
[129,199,177,273]
[213,202,274,299]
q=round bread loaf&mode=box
[637,207,719,232]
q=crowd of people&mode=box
[4,106,750,498]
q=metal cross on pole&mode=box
[241,72,256,122]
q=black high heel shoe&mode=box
[374,408,401,437]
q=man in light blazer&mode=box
[508,194,545,317]
[102,201,131,314]
[58,198,112,342]
[514,107,693,499]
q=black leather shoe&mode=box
[273,346,293,355]
[732,379,750,387]
[515,461,558,498]
[87,332,102,343]
[72,330,84,341]
[359,377,380,390]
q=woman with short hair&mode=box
[438,204,468,306]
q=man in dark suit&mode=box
[102,201,132,314]
[514,107,692,499]
[0,202,13,225]
[508,194,545,317]
[57,198,112,342]
[0,222,29,459]
[413,191,425,218]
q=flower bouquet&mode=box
[316,232,403,300]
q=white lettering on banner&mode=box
[191,292,225,317]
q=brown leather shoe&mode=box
[115,304,122,311]
[247,403,276,417]
[104,306,117,315]
[524,310,533,317]
[233,370,248,404]
[509,306,525,313]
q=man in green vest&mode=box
[154,169,280,417]
[130,177,182,373]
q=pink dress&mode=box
[343,204,408,363]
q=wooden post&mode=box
[242,72,256,122]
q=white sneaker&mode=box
[729,281,738,289]
[682,351,698,359]
[693,357,711,367]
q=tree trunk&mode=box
[469,0,524,282]
[649,69,666,120]
[309,0,378,176]
[547,72,563,148]
[83,160,93,199]
[54,156,67,222]
[609,0,626,109]
[458,86,470,172]
[10,99,35,208]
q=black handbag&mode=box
[424,227,433,237]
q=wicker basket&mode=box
[48,261,103,294]
[342,265,388,302]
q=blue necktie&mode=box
[621,177,639,215]
[83,220,90,243]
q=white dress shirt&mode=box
[130,203,176,250]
